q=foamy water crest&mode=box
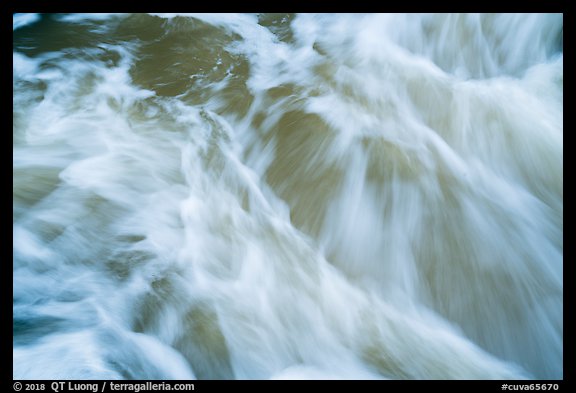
[13,13,563,380]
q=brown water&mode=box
[13,13,563,380]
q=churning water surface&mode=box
[13,13,563,380]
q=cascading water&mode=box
[13,13,563,380]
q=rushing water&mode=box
[13,13,563,380]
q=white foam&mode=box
[13,13,562,380]
[13,13,41,31]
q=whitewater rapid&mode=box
[13,13,563,380]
